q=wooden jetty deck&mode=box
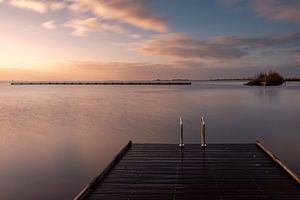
[10,81,191,85]
[75,141,300,200]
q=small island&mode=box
[244,71,285,86]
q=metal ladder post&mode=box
[201,117,207,147]
[179,117,184,147]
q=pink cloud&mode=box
[294,53,300,63]
[9,0,47,13]
[41,20,56,29]
[63,17,140,38]
[252,0,300,23]
[69,0,168,32]
[136,34,246,59]
[5,0,168,36]
[136,32,300,61]
[8,0,66,13]
[225,0,300,23]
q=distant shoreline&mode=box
[4,79,300,84]
[195,78,300,82]
[10,80,192,86]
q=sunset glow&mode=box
[1,0,300,80]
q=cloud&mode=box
[136,33,247,60]
[294,53,300,63]
[1,60,199,80]
[63,17,140,38]
[214,32,300,47]
[63,17,109,36]
[48,1,65,10]
[41,20,56,29]
[58,59,300,80]
[136,32,300,61]
[9,0,47,13]
[252,0,300,23]
[5,0,167,36]
[68,0,168,32]
[223,0,242,3]
[8,0,66,13]
[225,0,300,23]
[2,58,300,80]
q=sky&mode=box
[0,0,300,80]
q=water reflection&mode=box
[0,82,300,199]
[255,86,281,102]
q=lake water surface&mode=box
[0,81,299,200]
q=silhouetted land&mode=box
[245,71,285,86]
[285,78,300,81]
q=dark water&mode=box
[0,81,299,200]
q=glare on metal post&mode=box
[179,117,184,147]
[201,117,207,147]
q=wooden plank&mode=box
[75,142,300,200]
[74,141,132,200]
[256,140,300,185]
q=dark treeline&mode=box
[285,78,300,81]
[245,71,285,86]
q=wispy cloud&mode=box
[4,0,168,36]
[3,57,300,80]
[214,32,300,47]
[137,32,300,58]
[9,0,47,13]
[225,0,300,23]
[68,0,168,32]
[48,1,65,11]
[41,20,56,29]
[63,17,140,38]
[8,0,66,13]
[252,0,300,23]
[59,58,300,80]
[136,33,247,60]
[294,53,300,63]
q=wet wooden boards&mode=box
[75,141,300,200]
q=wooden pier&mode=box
[74,141,300,200]
[10,81,191,86]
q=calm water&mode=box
[0,81,300,200]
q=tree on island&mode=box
[245,71,285,86]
